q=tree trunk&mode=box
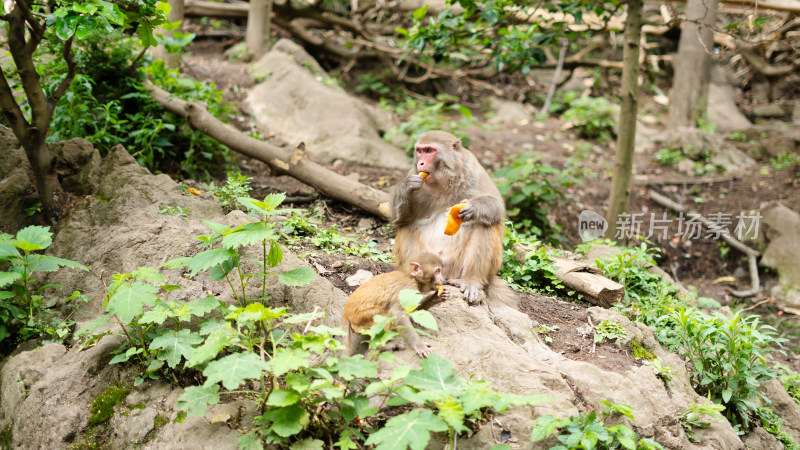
[667,0,719,128]
[22,133,59,215]
[606,0,643,241]
[151,0,186,68]
[246,0,272,59]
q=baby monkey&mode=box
[342,252,450,358]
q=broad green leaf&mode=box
[201,220,230,235]
[139,302,172,325]
[184,248,237,277]
[222,223,275,249]
[403,354,463,395]
[267,389,301,407]
[75,15,98,38]
[262,193,286,211]
[0,272,21,288]
[107,282,158,322]
[722,388,733,403]
[150,329,203,368]
[132,267,165,283]
[0,242,20,259]
[199,319,230,335]
[364,409,447,450]
[186,295,220,317]
[436,397,468,433]
[341,392,372,422]
[408,310,438,332]
[178,384,220,416]
[258,405,309,437]
[238,432,263,450]
[278,267,315,286]
[328,355,377,380]
[0,291,13,299]
[268,347,310,377]
[398,289,423,310]
[204,352,269,390]
[28,255,88,272]
[14,226,52,251]
[412,5,429,20]
[187,331,231,368]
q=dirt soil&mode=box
[179,33,800,376]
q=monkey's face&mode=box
[431,265,445,286]
[414,143,439,174]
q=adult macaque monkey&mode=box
[342,252,451,358]
[391,130,515,306]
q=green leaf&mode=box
[436,397,468,433]
[263,193,286,211]
[132,267,165,283]
[403,354,463,395]
[222,223,275,249]
[267,240,283,267]
[75,15,99,38]
[412,5,429,20]
[408,310,438,332]
[0,242,21,259]
[150,329,203,368]
[28,255,88,272]
[364,409,447,450]
[107,282,158,322]
[201,220,231,235]
[0,272,21,289]
[14,226,52,251]
[186,295,220,317]
[199,319,230,335]
[722,388,733,403]
[184,248,237,277]
[204,352,269,390]
[139,302,172,325]
[258,405,309,437]
[278,267,316,286]
[267,389,301,407]
[238,432,263,450]
[187,331,231,368]
[268,347,310,377]
[178,384,220,416]
[328,355,378,380]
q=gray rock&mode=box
[486,97,530,124]
[760,379,800,443]
[707,83,751,132]
[657,127,755,173]
[752,103,788,118]
[760,202,800,307]
[50,137,101,195]
[246,39,407,169]
[345,269,374,287]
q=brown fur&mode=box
[391,130,517,306]
[342,252,449,358]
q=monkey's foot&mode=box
[414,342,433,358]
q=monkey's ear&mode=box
[453,138,462,151]
[409,262,421,277]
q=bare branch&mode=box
[49,36,76,115]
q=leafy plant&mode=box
[283,215,392,263]
[770,152,797,170]
[500,228,565,296]
[562,96,617,142]
[494,152,577,241]
[672,309,784,430]
[204,171,253,210]
[381,95,476,151]
[158,205,189,217]
[534,323,560,343]
[679,398,725,442]
[755,406,800,450]
[644,358,676,385]
[355,71,392,97]
[0,226,89,342]
[593,320,626,343]
[777,364,800,405]
[654,148,685,166]
[727,131,748,142]
[531,401,664,449]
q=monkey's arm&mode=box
[458,195,505,226]
[390,173,425,226]
[418,288,450,310]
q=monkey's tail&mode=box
[486,277,519,309]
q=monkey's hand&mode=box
[403,173,425,192]
[457,200,475,222]
[413,342,433,358]
[449,278,483,305]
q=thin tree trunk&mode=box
[151,0,186,68]
[667,0,719,128]
[606,0,644,241]
[246,0,272,59]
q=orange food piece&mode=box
[443,203,467,236]
[436,285,444,296]
[418,172,429,180]
[187,188,202,196]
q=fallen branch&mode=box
[145,80,391,220]
[649,190,761,297]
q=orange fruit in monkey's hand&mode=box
[419,172,429,180]
[444,203,468,236]
[437,285,444,296]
